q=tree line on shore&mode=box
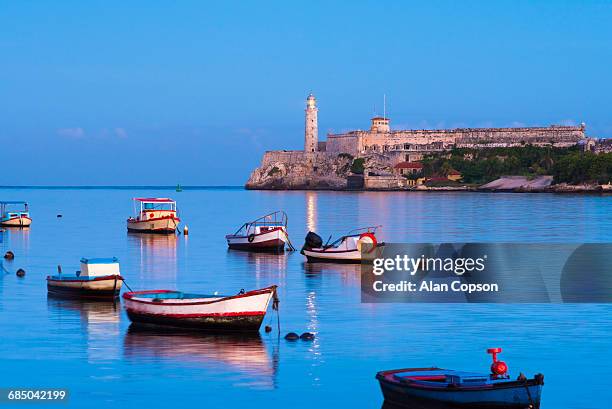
[419,145,612,185]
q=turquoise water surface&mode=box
[0,187,610,408]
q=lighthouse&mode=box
[304,93,318,153]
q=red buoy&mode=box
[358,232,377,253]
[487,348,508,377]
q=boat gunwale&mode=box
[47,274,124,283]
[376,368,544,391]
[127,215,181,223]
[303,242,384,254]
[1,215,32,222]
[303,247,360,254]
[226,226,285,240]
[123,285,277,306]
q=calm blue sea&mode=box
[0,188,610,408]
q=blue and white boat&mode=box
[0,201,31,227]
[47,257,124,300]
[376,348,544,409]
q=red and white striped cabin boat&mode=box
[127,198,180,234]
[0,201,32,227]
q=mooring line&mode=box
[283,230,297,251]
[122,278,135,293]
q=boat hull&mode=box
[377,374,542,409]
[47,275,123,300]
[123,286,276,333]
[127,216,179,234]
[1,216,32,227]
[226,228,287,252]
[302,248,362,263]
[126,310,266,331]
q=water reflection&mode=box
[305,290,323,386]
[124,325,277,389]
[226,249,288,281]
[302,261,361,284]
[127,233,177,280]
[47,296,121,362]
[4,227,30,251]
[305,191,317,233]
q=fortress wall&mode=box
[325,135,360,156]
[328,126,586,155]
[454,126,585,143]
[261,150,335,167]
[362,133,456,148]
[261,151,306,167]
[386,151,425,164]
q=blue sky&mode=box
[1,1,611,185]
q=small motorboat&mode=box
[376,348,544,409]
[225,211,291,252]
[301,226,382,263]
[47,257,124,299]
[0,201,32,227]
[123,285,278,332]
[127,197,180,234]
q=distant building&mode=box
[254,94,588,174]
[447,170,462,182]
[584,138,612,154]
[394,161,423,176]
[304,94,318,153]
[325,116,586,165]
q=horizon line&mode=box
[0,185,245,190]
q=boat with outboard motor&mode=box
[225,211,291,252]
[127,198,181,234]
[376,348,544,409]
[46,257,124,299]
[123,285,278,332]
[0,201,32,227]
[301,226,383,263]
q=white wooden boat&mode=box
[123,285,278,332]
[127,198,180,234]
[225,211,289,252]
[0,201,32,227]
[47,257,124,299]
[301,226,383,263]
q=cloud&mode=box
[114,128,128,138]
[57,127,85,139]
[58,127,129,140]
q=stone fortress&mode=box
[246,94,588,189]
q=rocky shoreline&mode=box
[245,184,611,193]
[245,152,611,194]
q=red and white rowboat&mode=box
[123,285,278,332]
[301,226,383,263]
[226,211,290,252]
[127,197,180,234]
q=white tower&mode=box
[305,93,318,153]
